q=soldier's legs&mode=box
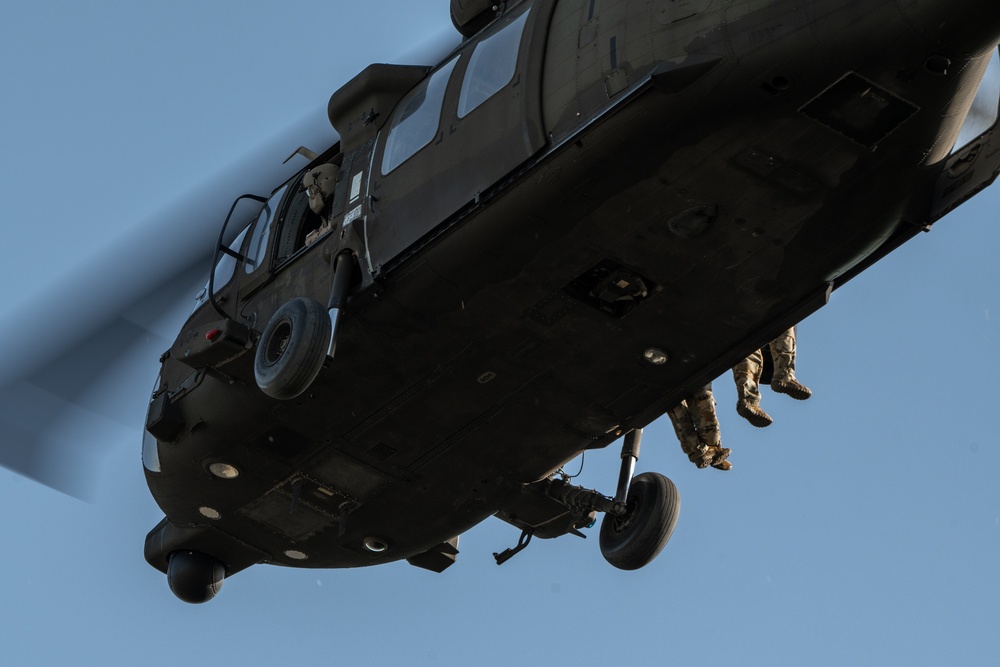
[668,385,731,470]
[769,327,812,400]
[733,350,773,427]
[667,401,710,468]
[688,385,721,449]
[688,384,732,471]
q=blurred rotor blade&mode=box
[0,261,204,498]
[0,28,461,495]
[0,385,102,499]
[0,376,136,500]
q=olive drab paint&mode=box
[139,0,1000,602]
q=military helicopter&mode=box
[5,0,1000,604]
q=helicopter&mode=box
[5,0,1000,605]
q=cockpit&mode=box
[195,151,344,319]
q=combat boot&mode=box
[771,377,812,400]
[769,328,811,399]
[688,449,711,469]
[708,446,732,471]
[736,400,773,427]
[733,353,772,427]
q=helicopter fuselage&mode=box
[143,0,1000,584]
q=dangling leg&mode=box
[733,349,773,427]
[688,384,731,470]
[769,327,812,400]
[667,400,711,468]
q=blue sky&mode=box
[0,2,997,665]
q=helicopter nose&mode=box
[899,0,1000,56]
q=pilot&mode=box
[303,162,341,246]
[733,326,811,428]
[667,384,732,471]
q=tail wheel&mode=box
[599,472,680,570]
[253,297,331,400]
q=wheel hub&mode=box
[264,320,292,366]
[608,496,640,535]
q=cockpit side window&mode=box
[244,184,287,274]
[212,224,250,294]
[458,10,530,118]
[381,57,460,175]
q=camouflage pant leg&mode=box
[688,384,721,449]
[670,385,730,470]
[770,326,797,383]
[732,348,764,405]
[667,401,705,460]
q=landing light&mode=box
[208,462,240,479]
[284,550,309,561]
[363,537,389,553]
[643,348,669,365]
[199,507,221,520]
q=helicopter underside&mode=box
[145,0,1000,599]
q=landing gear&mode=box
[167,551,225,604]
[599,472,680,570]
[492,427,680,570]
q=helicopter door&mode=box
[366,2,551,272]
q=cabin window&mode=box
[244,184,287,274]
[458,10,530,118]
[381,57,459,174]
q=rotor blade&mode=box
[0,260,203,498]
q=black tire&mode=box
[167,551,225,604]
[599,472,680,570]
[254,297,331,400]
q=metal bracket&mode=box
[493,529,533,565]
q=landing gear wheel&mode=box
[167,551,225,604]
[254,297,331,400]
[599,472,680,570]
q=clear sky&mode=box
[1,2,997,666]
